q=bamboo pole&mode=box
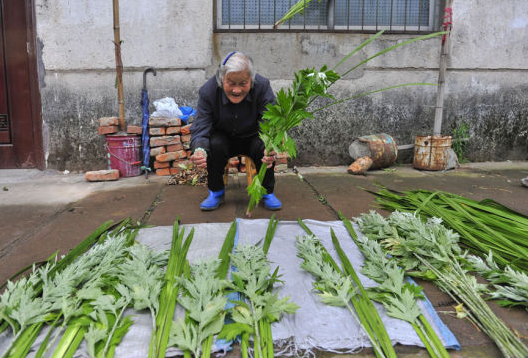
[433,0,453,136]
[113,0,125,131]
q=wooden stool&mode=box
[223,155,257,187]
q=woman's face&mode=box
[223,71,251,104]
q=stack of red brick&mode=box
[96,116,289,177]
[148,117,193,176]
[97,116,143,136]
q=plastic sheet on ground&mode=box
[0,220,459,358]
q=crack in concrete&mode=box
[293,168,340,219]
[139,186,166,225]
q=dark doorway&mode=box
[0,0,43,169]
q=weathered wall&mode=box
[36,0,528,170]
[36,0,211,170]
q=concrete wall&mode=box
[36,0,528,171]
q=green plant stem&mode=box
[3,322,44,358]
[151,220,194,358]
[34,316,60,358]
[330,229,396,358]
[251,301,263,358]
[246,163,269,214]
[51,324,87,358]
[241,332,249,358]
[418,315,450,358]
[102,303,129,358]
[419,256,528,358]
[266,320,273,358]
[313,83,437,114]
[200,335,213,358]
[340,31,447,78]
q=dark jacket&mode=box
[190,73,275,153]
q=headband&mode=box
[222,51,236,66]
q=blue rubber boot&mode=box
[263,193,282,210]
[200,189,225,211]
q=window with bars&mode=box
[215,0,439,32]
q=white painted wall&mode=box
[35,0,528,170]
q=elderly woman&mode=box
[190,51,282,211]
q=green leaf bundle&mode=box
[1,224,137,358]
[340,213,450,358]
[219,220,297,358]
[149,220,194,358]
[368,188,528,273]
[246,31,444,215]
[169,259,229,358]
[354,210,528,358]
[296,219,396,358]
[168,221,236,358]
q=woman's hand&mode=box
[262,149,277,168]
[190,149,208,169]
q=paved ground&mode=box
[1,161,528,357]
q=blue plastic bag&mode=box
[179,106,196,124]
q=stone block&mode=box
[99,117,119,126]
[149,117,181,127]
[150,135,181,147]
[150,146,166,157]
[150,127,166,136]
[154,161,170,169]
[166,143,183,152]
[156,150,186,162]
[127,125,142,135]
[85,169,119,181]
[156,168,171,176]
[98,126,119,135]
[166,126,181,135]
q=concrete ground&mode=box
[1,161,528,357]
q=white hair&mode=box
[215,51,256,88]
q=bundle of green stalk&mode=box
[219,216,299,358]
[296,219,397,358]
[246,30,445,215]
[0,219,159,358]
[166,221,237,358]
[149,220,194,358]
[369,188,528,273]
[355,210,528,358]
[339,214,451,358]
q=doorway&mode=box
[0,0,43,169]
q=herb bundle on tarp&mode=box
[246,30,445,215]
[368,188,528,273]
[0,220,138,358]
[296,219,397,358]
[219,216,298,358]
[168,259,229,358]
[355,210,528,358]
[149,220,194,358]
[340,214,451,358]
[168,221,237,358]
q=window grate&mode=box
[216,0,439,32]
